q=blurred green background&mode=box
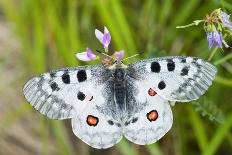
[0,0,232,155]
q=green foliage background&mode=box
[0,0,232,155]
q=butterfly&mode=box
[23,56,217,149]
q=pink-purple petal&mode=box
[207,31,213,49]
[95,27,111,48]
[75,48,97,61]
[95,29,104,43]
[86,48,97,60]
[212,30,222,48]
[76,52,91,61]
[102,32,111,48]
[115,50,124,61]
[220,10,232,30]
[224,22,232,29]
[104,27,109,34]
[206,29,223,49]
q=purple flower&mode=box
[115,50,124,61]
[95,27,111,49]
[206,29,223,49]
[75,48,97,61]
[220,10,232,30]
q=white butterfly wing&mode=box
[23,65,123,148]
[23,66,107,119]
[127,56,217,102]
[123,77,173,144]
[71,78,123,149]
[72,99,123,149]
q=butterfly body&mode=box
[23,56,216,149]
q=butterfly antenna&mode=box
[121,52,144,61]
[95,50,114,59]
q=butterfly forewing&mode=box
[127,56,217,102]
[23,65,109,119]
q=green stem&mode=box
[176,23,197,28]
[176,20,204,28]
[208,47,218,61]
[214,53,232,65]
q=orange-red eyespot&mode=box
[147,110,158,122]
[86,115,99,126]
[148,88,157,96]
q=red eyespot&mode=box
[148,88,156,96]
[147,110,158,122]
[86,115,99,126]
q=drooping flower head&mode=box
[177,8,232,49]
[206,26,223,49]
[203,9,230,49]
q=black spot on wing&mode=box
[192,58,201,68]
[50,82,60,91]
[50,72,56,78]
[125,121,130,126]
[131,117,138,123]
[158,81,166,90]
[167,59,175,71]
[180,58,186,63]
[116,123,121,127]
[151,62,161,73]
[181,66,190,76]
[107,120,114,125]
[62,72,70,84]
[77,91,86,101]
[193,57,198,62]
[77,70,87,82]
[124,117,138,126]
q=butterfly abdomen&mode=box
[114,82,126,110]
[113,68,127,113]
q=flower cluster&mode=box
[75,26,124,63]
[204,9,232,48]
[177,8,232,49]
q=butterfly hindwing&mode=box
[71,78,123,149]
[123,77,173,144]
[127,56,217,102]
[71,99,123,149]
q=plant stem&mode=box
[208,47,218,61]
[176,20,204,28]
[214,53,232,65]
